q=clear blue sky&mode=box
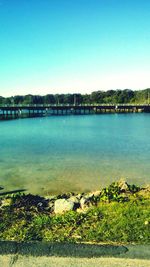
[0,0,150,96]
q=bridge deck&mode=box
[0,104,150,120]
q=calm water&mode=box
[0,114,150,195]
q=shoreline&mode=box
[0,180,150,244]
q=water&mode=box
[0,114,150,195]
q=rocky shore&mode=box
[1,179,149,214]
[0,180,150,243]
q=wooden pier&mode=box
[0,104,150,120]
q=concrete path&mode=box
[0,243,150,267]
[0,255,150,267]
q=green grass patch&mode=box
[0,199,150,243]
[0,182,150,244]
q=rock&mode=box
[84,193,93,199]
[47,201,54,212]
[76,194,82,200]
[68,196,80,209]
[85,190,101,198]
[69,196,80,203]
[45,195,57,201]
[93,190,101,197]
[54,199,75,214]
[79,191,101,209]
[117,179,129,192]
[80,197,91,209]
[80,197,86,209]
[57,192,75,200]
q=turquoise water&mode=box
[0,114,150,195]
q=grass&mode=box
[0,182,150,244]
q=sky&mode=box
[0,0,150,96]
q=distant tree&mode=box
[91,91,105,103]
[73,94,83,105]
[32,95,44,104]
[63,94,74,104]
[22,95,34,105]
[43,94,55,104]
[3,97,13,105]
[82,94,91,104]
[115,89,134,103]
[54,94,65,104]
[0,89,149,106]
[0,96,5,105]
[13,95,24,105]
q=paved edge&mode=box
[0,241,128,258]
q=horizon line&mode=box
[1,87,150,98]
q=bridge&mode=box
[0,104,150,120]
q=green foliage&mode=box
[0,88,150,106]
[92,182,140,203]
[0,183,150,244]
[128,183,140,193]
[96,183,126,202]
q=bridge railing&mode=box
[0,103,149,108]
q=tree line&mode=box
[0,89,150,105]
